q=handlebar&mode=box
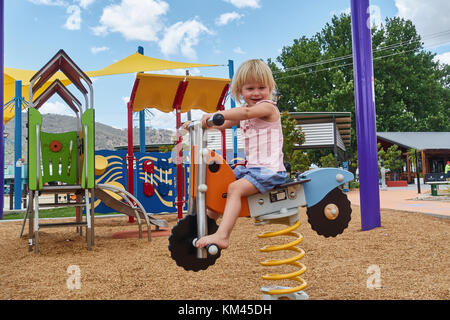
[206,113,225,127]
[179,113,225,136]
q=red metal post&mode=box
[126,79,140,223]
[173,81,189,219]
[217,84,230,162]
[126,101,135,223]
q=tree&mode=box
[280,111,307,172]
[407,148,422,178]
[291,151,311,173]
[269,14,450,162]
[378,143,403,181]
[319,153,336,168]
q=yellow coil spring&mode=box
[258,219,307,295]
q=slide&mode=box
[95,184,169,231]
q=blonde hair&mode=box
[231,59,276,104]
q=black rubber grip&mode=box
[207,113,225,126]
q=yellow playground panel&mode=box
[131,73,231,114]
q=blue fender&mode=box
[299,168,354,208]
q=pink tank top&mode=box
[240,100,286,172]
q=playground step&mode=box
[39,202,87,208]
[40,185,84,194]
[39,221,88,229]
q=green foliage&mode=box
[407,148,418,170]
[319,153,336,168]
[378,143,403,180]
[291,150,311,173]
[159,143,176,153]
[281,111,305,163]
[270,13,450,161]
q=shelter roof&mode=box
[130,73,230,113]
[87,53,218,77]
[33,79,81,113]
[30,49,91,96]
[377,132,450,150]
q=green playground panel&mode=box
[28,107,95,190]
[28,108,42,190]
[40,131,78,185]
[81,108,95,189]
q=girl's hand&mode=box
[201,113,214,128]
[181,121,191,131]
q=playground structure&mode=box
[18,50,168,253]
[1,46,217,216]
[125,72,231,220]
[0,0,390,301]
[168,115,354,300]
[23,50,96,253]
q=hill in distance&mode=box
[4,113,175,165]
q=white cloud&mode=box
[91,25,108,36]
[395,0,450,47]
[92,0,213,59]
[223,0,260,9]
[64,5,82,30]
[91,46,109,54]
[122,96,130,105]
[330,5,381,28]
[215,12,243,26]
[39,100,76,116]
[93,0,169,42]
[145,109,205,130]
[28,0,67,6]
[159,18,213,59]
[330,7,350,17]
[233,46,246,54]
[76,0,95,9]
[151,68,202,76]
[434,52,450,65]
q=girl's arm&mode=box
[201,101,276,128]
[201,114,239,130]
[213,119,240,130]
[218,102,276,122]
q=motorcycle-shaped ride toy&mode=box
[168,114,354,298]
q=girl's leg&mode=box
[195,178,259,249]
[206,209,221,220]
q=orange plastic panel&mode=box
[205,151,250,217]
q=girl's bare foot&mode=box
[195,232,229,249]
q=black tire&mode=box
[168,214,221,272]
[306,187,352,237]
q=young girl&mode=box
[193,59,287,250]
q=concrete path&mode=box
[346,185,450,219]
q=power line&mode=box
[273,29,450,76]
[274,46,424,81]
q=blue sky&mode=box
[5,0,450,130]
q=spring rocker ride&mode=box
[168,114,354,300]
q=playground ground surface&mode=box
[0,186,449,300]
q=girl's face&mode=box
[240,82,271,106]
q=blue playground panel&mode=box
[93,149,245,215]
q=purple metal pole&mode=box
[0,0,4,219]
[350,0,381,231]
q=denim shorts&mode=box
[233,166,288,194]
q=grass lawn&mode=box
[2,207,121,220]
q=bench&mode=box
[424,173,449,196]
[424,181,450,196]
